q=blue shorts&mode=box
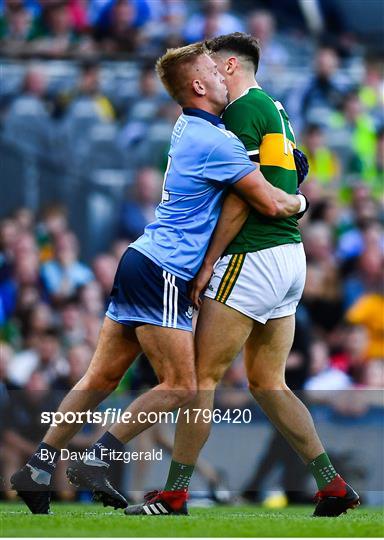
[106,248,194,332]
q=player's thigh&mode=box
[244,314,295,388]
[135,324,195,389]
[195,297,254,387]
[85,316,141,388]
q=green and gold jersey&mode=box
[223,86,301,254]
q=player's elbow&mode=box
[259,200,279,218]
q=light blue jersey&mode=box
[131,108,256,280]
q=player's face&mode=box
[194,54,229,111]
[211,53,228,83]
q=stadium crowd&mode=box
[0,0,383,501]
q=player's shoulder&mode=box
[227,87,278,116]
[176,113,234,139]
[226,86,274,107]
[189,114,239,145]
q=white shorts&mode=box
[204,243,306,324]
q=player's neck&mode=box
[185,99,222,117]
[229,75,259,102]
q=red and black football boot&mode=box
[313,475,360,517]
[124,489,188,515]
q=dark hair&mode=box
[205,32,261,74]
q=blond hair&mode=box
[155,42,207,104]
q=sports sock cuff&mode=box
[90,431,125,465]
[28,442,60,474]
[164,460,195,491]
[308,452,338,490]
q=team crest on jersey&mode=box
[185,305,194,318]
[171,116,188,145]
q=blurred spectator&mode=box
[138,0,186,52]
[331,325,370,380]
[0,218,19,260]
[302,222,344,334]
[36,205,69,263]
[92,254,118,306]
[28,0,91,57]
[183,0,244,43]
[13,208,34,233]
[0,229,41,338]
[369,127,384,196]
[247,10,289,86]
[359,55,384,123]
[6,327,67,387]
[3,65,49,150]
[336,185,383,261]
[299,46,348,126]
[119,167,161,239]
[18,302,54,338]
[40,231,94,302]
[329,90,377,179]
[56,342,92,391]
[1,369,60,491]
[305,340,353,391]
[342,233,383,308]
[128,63,163,120]
[361,359,384,388]
[79,280,104,317]
[346,293,384,360]
[0,341,13,387]
[301,123,340,185]
[119,63,167,147]
[58,297,86,347]
[60,59,115,123]
[0,2,35,55]
[83,313,102,349]
[93,0,142,54]
[76,59,115,120]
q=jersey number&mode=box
[161,156,171,203]
[273,101,295,155]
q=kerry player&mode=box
[125,34,359,518]
[11,42,305,514]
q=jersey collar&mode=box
[225,84,261,109]
[182,107,222,126]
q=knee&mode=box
[248,378,288,398]
[163,378,197,408]
[80,366,121,393]
[176,385,198,407]
[197,372,222,392]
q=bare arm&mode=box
[233,166,304,218]
[190,192,249,307]
[204,191,249,266]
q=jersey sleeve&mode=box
[222,99,266,159]
[203,135,256,185]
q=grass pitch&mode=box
[1,502,383,537]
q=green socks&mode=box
[308,452,338,490]
[164,460,195,491]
